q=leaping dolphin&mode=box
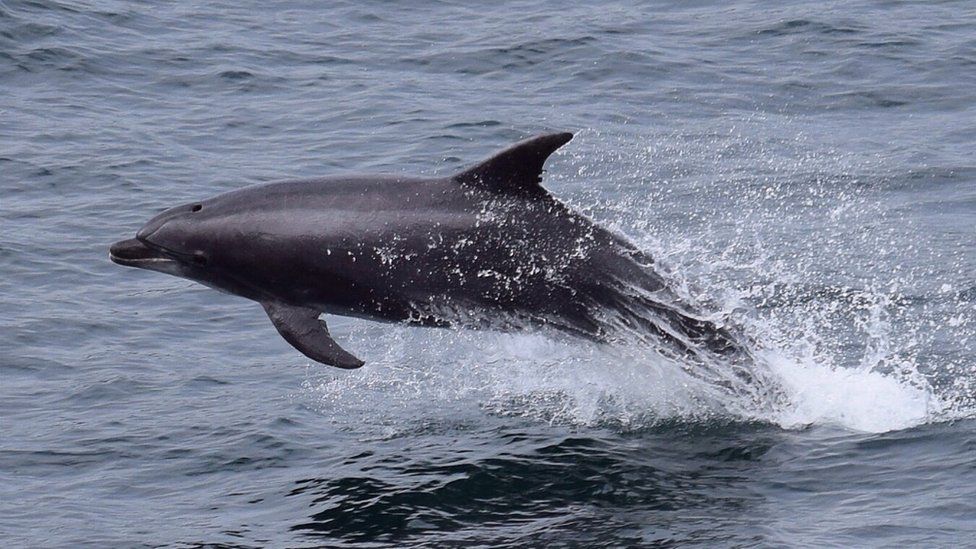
[111,133,741,369]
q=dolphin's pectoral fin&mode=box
[261,302,365,369]
[453,132,574,196]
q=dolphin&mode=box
[110,133,741,369]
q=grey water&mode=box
[2,0,975,546]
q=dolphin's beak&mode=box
[109,238,172,268]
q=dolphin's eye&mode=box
[191,252,207,266]
[191,204,203,212]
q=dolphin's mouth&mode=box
[109,238,175,267]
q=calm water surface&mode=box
[2,1,975,547]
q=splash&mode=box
[571,123,973,432]
[301,318,957,435]
[303,126,974,435]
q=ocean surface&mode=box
[2,1,975,546]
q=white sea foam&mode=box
[763,350,940,433]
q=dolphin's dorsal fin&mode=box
[453,132,574,196]
[262,302,364,369]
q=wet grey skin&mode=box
[111,133,739,369]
